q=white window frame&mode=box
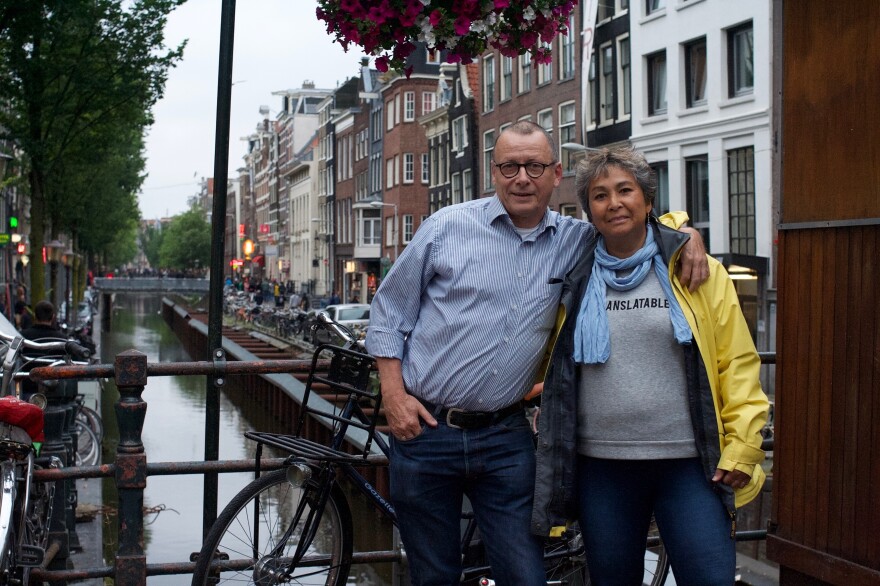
[501,56,513,101]
[386,100,394,131]
[403,214,414,243]
[618,35,631,118]
[483,130,495,191]
[404,91,416,121]
[463,169,473,201]
[647,50,667,116]
[537,43,552,85]
[386,158,394,189]
[404,153,414,183]
[422,91,436,115]
[537,108,553,133]
[519,53,532,93]
[559,13,576,80]
[483,55,495,112]
[451,172,462,205]
[558,102,576,172]
[421,153,430,184]
[599,42,615,124]
[452,115,468,154]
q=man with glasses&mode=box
[366,121,708,585]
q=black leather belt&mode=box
[417,398,524,430]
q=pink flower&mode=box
[429,9,443,26]
[375,56,389,72]
[494,0,510,8]
[454,16,471,36]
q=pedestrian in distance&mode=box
[366,121,710,586]
[328,290,341,305]
[531,145,769,585]
[19,300,66,401]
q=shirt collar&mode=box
[487,195,558,238]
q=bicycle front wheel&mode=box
[191,468,353,586]
[74,419,100,466]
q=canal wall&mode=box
[160,298,391,500]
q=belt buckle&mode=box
[445,408,466,430]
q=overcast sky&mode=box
[138,0,367,220]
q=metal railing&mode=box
[27,350,776,584]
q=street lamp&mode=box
[369,201,399,261]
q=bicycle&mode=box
[191,313,669,586]
[73,394,103,467]
[0,330,91,584]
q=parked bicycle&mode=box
[0,330,91,583]
[191,313,670,585]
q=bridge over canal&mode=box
[93,276,210,294]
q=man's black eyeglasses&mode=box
[493,161,556,179]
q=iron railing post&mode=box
[113,350,148,585]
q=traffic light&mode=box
[16,243,25,254]
[8,216,17,230]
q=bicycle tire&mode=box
[76,404,104,444]
[191,468,353,586]
[74,419,100,467]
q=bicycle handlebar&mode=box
[0,330,91,360]
[315,312,366,352]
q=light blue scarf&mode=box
[573,228,692,364]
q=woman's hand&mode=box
[712,468,752,490]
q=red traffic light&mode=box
[16,243,25,254]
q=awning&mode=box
[251,255,264,266]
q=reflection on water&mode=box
[99,293,393,585]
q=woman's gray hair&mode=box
[575,144,657,221]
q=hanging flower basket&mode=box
[316,0,579,75]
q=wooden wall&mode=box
[768,1,880,584]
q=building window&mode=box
[685,37,707,108]
[560,204,577,218]
[452,172,462,204]
[650,162,669,215]
[560,13,576,80]
[463,169,473,201]
[559,102,576,172]
[371,152,382,192]
[519,53,532,93]
[618,37,631,116]
[403,214,414,243]
[600,43,615,123]
[537,43,552,85]
[588,54,598,125]
[501,56,513,101]
[483,130,495,191]
[452,115,468,153]
[728,22,754,97]
[421,153,430,184]
[647,50,667,116]
[386,100,394,131]
[360,208,380,245]
[426,48,441,64]
[372,108,383,141]
[385,216,395,246]
[646,0,665,15]
[386,158,394,189]
[598,0,615,21]
[537,108,553,134]
[404,91,415,121]
[728,147,756,255]
[404,153,414,183]
[422,91,436,115]
[483,55,495,111]
[686,157,710,250]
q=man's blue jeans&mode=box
[389,411,545,586]
[576,456,735,586]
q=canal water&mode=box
[97,293,394,585]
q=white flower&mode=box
[523,7,536,21]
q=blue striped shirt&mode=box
[366,196,595,411]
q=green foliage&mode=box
[0,0,185,300]
[158,206,211,271]
[139,223,165,269]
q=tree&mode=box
[0,0,184,301]
[139,223,165,270]
[158,206,211,271]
